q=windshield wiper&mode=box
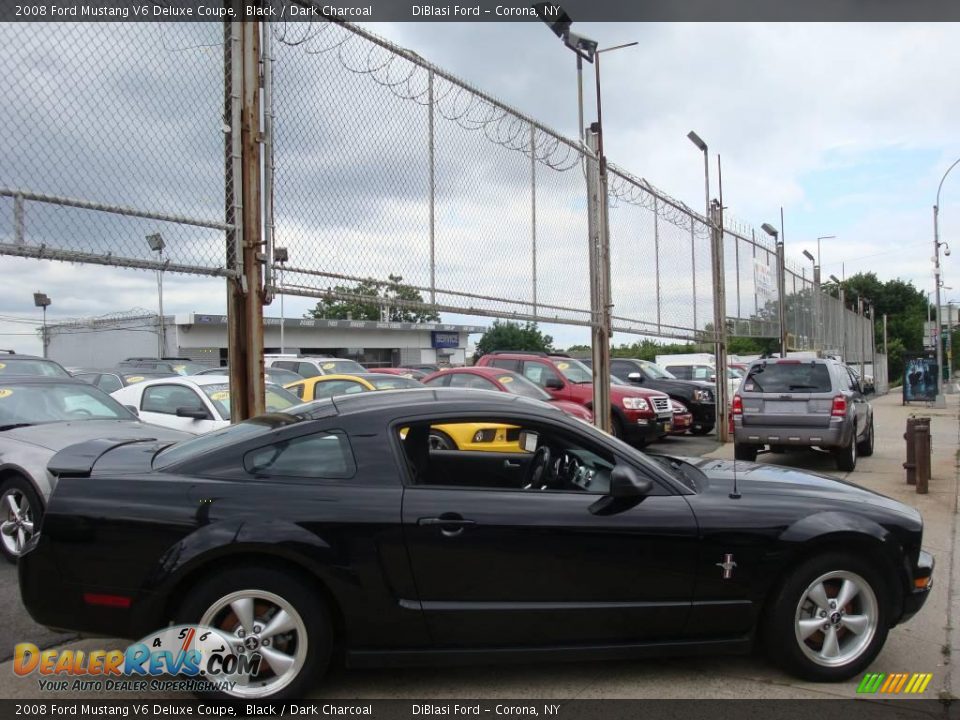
[788,384,819,390]
[0,423,34,431]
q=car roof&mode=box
[322,386,557,419]
[435,366,511,378]
[0,376,86,385]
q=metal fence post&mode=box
[776,240,787,354]
[711,201,729,442]
[530,123,537,318]
[653,195,661,334]
[690,222,697,333]
[586,129,611,433]
[428,69,436,306]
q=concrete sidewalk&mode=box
[703,389,960,700]
[0,390,956,701]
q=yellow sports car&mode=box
[284,373,522,453]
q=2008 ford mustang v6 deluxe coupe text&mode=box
[19,388,932,699]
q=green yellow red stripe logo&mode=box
[857,672,932,694]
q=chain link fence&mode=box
[0,17,882,377]
[0,22,236,277]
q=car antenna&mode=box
[730,457,742,499]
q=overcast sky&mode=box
[2,21,959,354]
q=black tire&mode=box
[769,445,786,455]
[176,565,332,700]
[611,415,625,440]
[734,444,757,462]
[834,434,857,471]
[690,424,714,436]
[0,474,43,564]
[428,429,457,451]
[762,552,890,681]
[857,419,874,457]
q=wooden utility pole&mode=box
[226,18,265,420]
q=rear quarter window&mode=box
[743,363,833,393]
[243,431,356,481]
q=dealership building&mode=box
[46,312,485,369]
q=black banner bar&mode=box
[2,0,960,22]
[0,699,952,720]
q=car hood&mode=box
[686,456,920,521]
[609,385,669,400]
[549,399,593,420]
[0,420,191,452]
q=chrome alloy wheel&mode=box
[794,570,878,667]
[0,487,34,557]
[199,589,308,698]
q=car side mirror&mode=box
[124,405,139,417]
[627,372,643,382]
[545,378,564,390]
[517,430,539,453]
[709,374,717,383]
[176,406,210,420]
[609,465,653,498]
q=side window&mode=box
[397,417,617,494]
[274,361,298,372]
[448,374,497,390]
[97,374,123,394]
[422,374,449,387]
[487,358,520,372]
[74,373,99,386]
[244,431,355,481]
[845,369,859,392]
[522,360,561,388]
[690,366,713,381]
[298,362,321,378]
[142,385,207,415]
[289,383,305,400]
[666,366,688,379]
[611,361,634,378]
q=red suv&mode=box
[475,351,673,446]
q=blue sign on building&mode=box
[431,331,459,348]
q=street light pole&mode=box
[933,157,960,406]
[33,292,51,359]
[762,223,784,355]
[146,233,166,357]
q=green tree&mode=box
[306,274,440,323]
[474,321,554,359]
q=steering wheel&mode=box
[525,445,552,489]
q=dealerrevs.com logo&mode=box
[13,625,261,693]
[856,672,933,694]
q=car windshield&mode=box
[366,376,422,390]
[494,373,551,400]
[744,362,832,393]
[0,358,70,378]
[552,358,593,383]
[318,359,366,374]
[153,414,303,469]
[640,361,676,380]
[199,383,300,421]
[0,382,133,426]
[171,362,204,376]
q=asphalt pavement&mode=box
[0,394,954,701]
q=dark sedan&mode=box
[21,389,932,700]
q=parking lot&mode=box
[1,390,955,701]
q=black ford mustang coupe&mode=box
[20,389,932,699]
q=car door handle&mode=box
[418,515,476,537]
[503,460,522,469]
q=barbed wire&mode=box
[271,15,584,171]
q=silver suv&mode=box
[732,357,874,471]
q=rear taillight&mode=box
[831,395,847,417]
[732,395,743,415]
